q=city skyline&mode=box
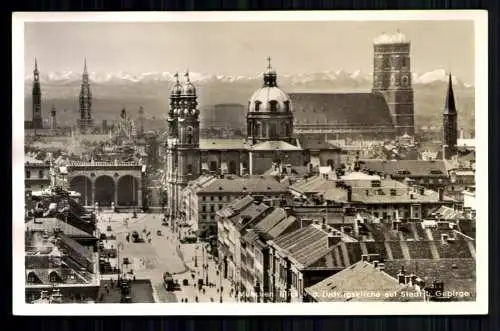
[24,20,475,84]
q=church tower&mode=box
[442,73,458,160]
[77,59,94,133]
[372,31,415,136]
[165,71,201,221]
[32,58,43,130]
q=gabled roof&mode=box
[254,208,287,233]
[249,140,303,151]
[290,93,395,129]
[304,261,405,302]
[217,195,255,218]
[229,202,271,232]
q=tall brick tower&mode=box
[372,31,415,136]
[442,73,458,160]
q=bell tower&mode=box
[372,31,415,136]
[165,71,201,222]
[32,58,43,130]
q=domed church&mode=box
[164,59,342,216]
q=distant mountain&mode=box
[23,69,475,133]
[25,68,472,88]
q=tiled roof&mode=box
[298,136,341,151]
[272,225,330,267]
[217,195,255,218]
[254,208,287,233]
[249,140,303,151]
[434,206,464,220]
[199,138,247,150]
[267,216,298,239]
[198,176,289,194]
[229,202,271,231]
[25,218,94,238]
[304,261,404,302]
[290,93,395,128]
[383,258,476,300]
[359,160,448,178]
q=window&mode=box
[38,170,44,178]
[186,126,193,144]
[187,164,193,174]
[256,122,262,137]
[210,205,215,213]
[269,101,278,112]
[219,204,223,210]
[255,101,261,112]
[284,101,290,112]
[402,57,408,68]
[270,123,277,138]
[25,170,31,179]
[202,196,206,202]
[210,161,217,172]
[49,272,58,283]
[202,205,206,212]
[219,196,223,201]
[210,196,214,201]
[27,272,37,283]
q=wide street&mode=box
[95,211,237,303]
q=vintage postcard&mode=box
[12,11,488,315]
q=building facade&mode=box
[66,160,145,207]
[25,156,51,193]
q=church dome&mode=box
[248,58,292,113]
[248,87,291,113]
[170,72,182,96]
[181,71,196,96]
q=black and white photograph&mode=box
[12,11,488,315]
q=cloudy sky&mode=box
[24,20,475,83]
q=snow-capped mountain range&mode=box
[25,68,473,88]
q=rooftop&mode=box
[359,160,448,178]
[290,93,395,129]
[25,217,94,238]
[230,201,272,231]
[304,261,406,302]
[298,136,342,151]
[198,176,289,194]
[249,140,303,151]
[199,138,247,150]
[272,225,332,268]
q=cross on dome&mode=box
[184,70,190,82]
[267,56,272,69]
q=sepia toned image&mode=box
[12,11,487,315]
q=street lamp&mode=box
[194,245,198,268]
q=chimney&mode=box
[397,266,406,284]
[378,262,385,271]
[346,186,352,202]
[361,254,368,262]
[373,260,379,268]
[419,187,425,195]
[410,274,417,285]
[438,188,444,201]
